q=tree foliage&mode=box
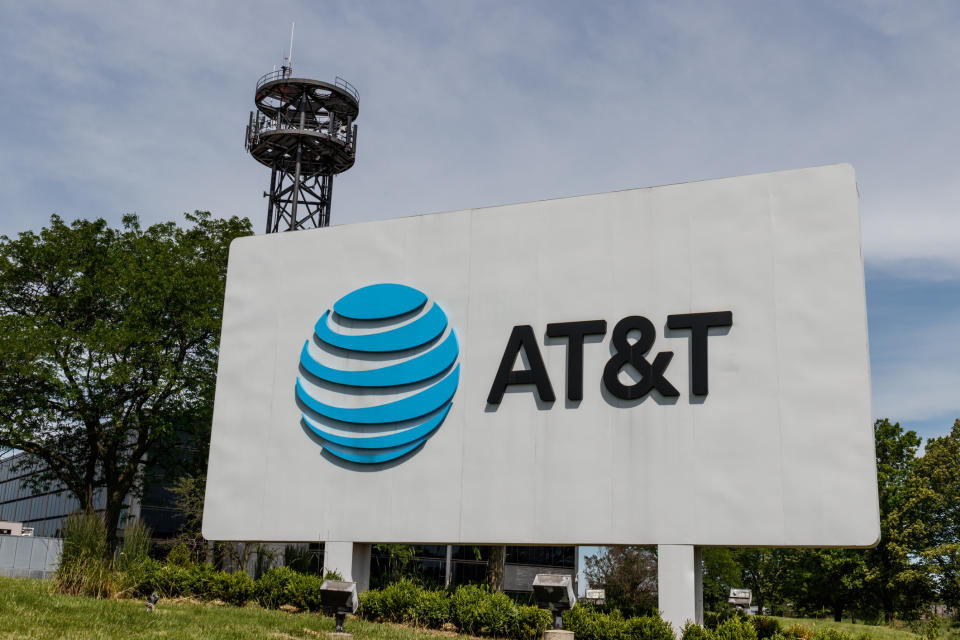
[0,212,252,547]
[584,545,657,615]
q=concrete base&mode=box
[657,545,703,634]
[544,631,574,640]
[323,542,371,593]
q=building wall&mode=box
[0,454,132,538]
[0,535,62,579]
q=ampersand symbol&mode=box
[602,316,680,400]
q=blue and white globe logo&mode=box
[295,283,460,465]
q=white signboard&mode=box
[203,164,879,547]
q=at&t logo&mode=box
[296,284,460,464]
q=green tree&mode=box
[0,212,251,549]
[735,548,788,616]
[701,548,741,611]
[860,419,935,621]
[915,420,960,610]
[783,549,866,620]
[583,546,657,615]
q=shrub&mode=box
[194,564,227,597]
[751,617,782,640]
[515,605,553,640]
[125,557,162,597]
[683,622,716,640]
[166,542,193,567]
[157,564,193,598]
[255,566,297,609]
[379,577,421,622]
[478,591,519,637]
[563,605,629,640]
[358,589,386,621]
[450,584,490,634]
[783,624,813,640]
[626,615,675,640]
[287,571,325,611]
[414,589,451,628]
[210,570,255,607]
[714,616,759,640]
[811,629,851,640]
[705,607,748,631]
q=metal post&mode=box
[324,174,333,227]
[445,545,453,587]
[289,101,307,229]
[265,168,277,233]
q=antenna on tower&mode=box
[282,22,295,76]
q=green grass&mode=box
[771,616,955,640]
[0,576,463,640]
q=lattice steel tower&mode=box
[245,63,359,233]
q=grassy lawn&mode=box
[771,617,951,640]
[0,577,461,640]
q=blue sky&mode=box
[0,3,956,439]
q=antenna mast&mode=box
[287,22,295,69]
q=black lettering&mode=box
[545,320,607,401]
[666,311,733,395]
[602,316,679,399]
[487,325,556,405]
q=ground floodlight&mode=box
[532,573,576,629]
[320,579,358,632]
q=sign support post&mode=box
[324,541,371,592]
[658,545,703,633]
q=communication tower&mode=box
[245,58,359,233]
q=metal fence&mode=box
[0,535,61,579]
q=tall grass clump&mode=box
[115,519,152,571]
[54,512,125,598]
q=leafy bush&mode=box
[705,607,747,631]
[515,605,553,640]
[414,589,450,628]
[714,616,759,640]
[783,624,814,640]
[255,566,298,609]
[811,629,851,640]
[751,617,782,640]
[477,591,519,637]
[379,577,421,622]
[449,584,490,634]
[626,614,675,640]
[563,606,629,640]
[563,605,674,640]
[125,557,162,597]
[166,542,193,567]
[356,581,550,639]
[287,571,325,611]
[683,622,716,640]
[358,589,386,621]
[210,570,255,607]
